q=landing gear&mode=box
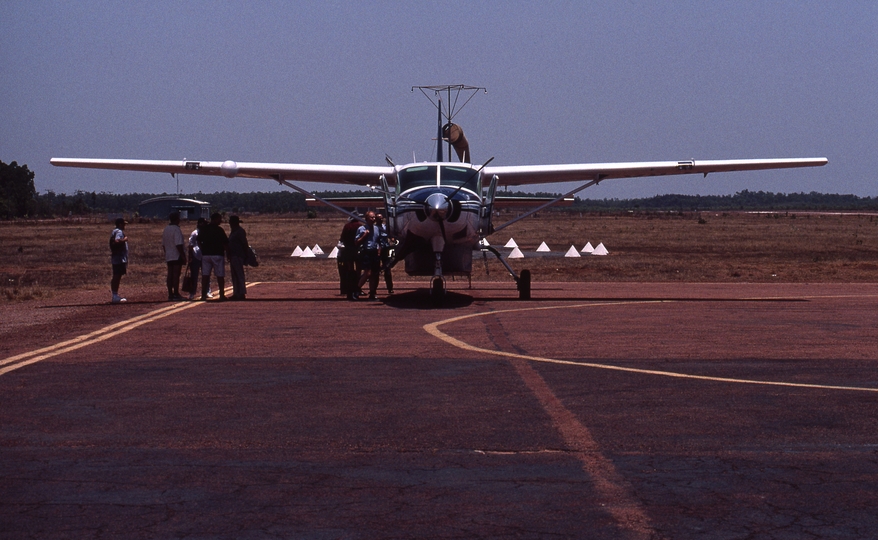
[518,269,531,300]
[483,244,532,301]
[431,276,446,304]
[431,251,446,306]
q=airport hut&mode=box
[138,196,211,221]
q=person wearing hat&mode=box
[109,217,129,303]
[227,214,248,300]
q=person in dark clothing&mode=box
[376,213,394,294]
[227,215,248,300]
[338,215,361,300]
[109,217,129,304]
[198,212,229,301]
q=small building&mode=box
[138,196,211,221]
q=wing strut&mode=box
[491,175,604,234]
[272,175,365,223]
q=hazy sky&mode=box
[2,1,875,199]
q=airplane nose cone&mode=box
[424,193,450,221]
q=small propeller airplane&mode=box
[52,85,827,302]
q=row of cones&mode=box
[291,245,330,258]
[291,238,609,260]
[500,238,609,258]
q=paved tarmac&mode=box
[2,281,877,539]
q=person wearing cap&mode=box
[198,212,229,301]
[161,211,186,301]
[227,215,248,300]
[109,217,129,303]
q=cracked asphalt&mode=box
[2,282,877,539]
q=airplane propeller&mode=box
[424,192,450,222]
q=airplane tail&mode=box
[437,99,443,162]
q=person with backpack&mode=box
[109,217,129,304]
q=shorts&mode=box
[112,262,127,277]
[358,249,379,267]
[201,255,225,277]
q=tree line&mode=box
[28,189,876,218]
[2,160,877,219]
[569,190,878,212]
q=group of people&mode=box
[109,212,250,303]
[337,210,394,300]
[110,210,393,304]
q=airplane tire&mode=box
[431,277,445,306]
[518,269,531,300]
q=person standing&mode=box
[227,215,248,300]
[338,215,361,300]
[110,217,129,304]
[355,211,381,300]
[185,218,209,300]
[375,213,394,294]
[198,212,229,301]
[161,211,186,301]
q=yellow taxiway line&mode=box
[0,284,259,377]
[424,295,878,539]
[424,299,878,393]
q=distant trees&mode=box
[570,190,878,212]
[30,191,309,218]
[6,175,876,219]
[0,161,37,218]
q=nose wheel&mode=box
[431,276,445,306]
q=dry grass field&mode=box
[2,210,877,305]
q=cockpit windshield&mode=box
[441,166,479,192]
[397,164,480,195]
[397,166,436,192]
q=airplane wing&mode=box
[482,158,828,186]
[52,157,828,188]
[50,158,393,186]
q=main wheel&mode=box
[518,269,531,300]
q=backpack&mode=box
[110,229,125,253]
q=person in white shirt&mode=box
[185,217,214,300]
[110,217,128,304]
[161,211,186,301]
